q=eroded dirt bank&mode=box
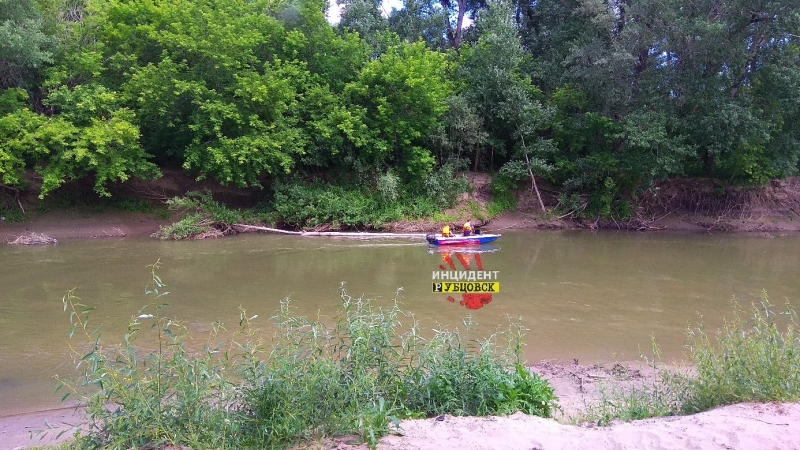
[5,175,800,242]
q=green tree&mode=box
[387,0,448,49]
[658,0,800,182]
[458,0,552,172]
[61,0,364,188]
[0,86,159,197]
[429,94,486,171]
[520,0,800,196]
[0,0,54,89]
[337,0,389,53]
[0,89,32,188]
[343,40,454,180]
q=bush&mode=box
[58,265,558,449]
[576,291,800,426]
[151,191,249,239]
[151,212,213,240]
[240,289,557,448]
[108,196,153,213]
[271,180,389,229]
[57,262,249,449]
[486,174,519,217]
[270,174,467,230]
[683,292,800,412]
[422,163,468,209]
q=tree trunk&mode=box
[524,153,546,213]
[442,0,467,50]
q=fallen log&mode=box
[300,231,427,238]
[232,224,426,238]
[232,224,302,235]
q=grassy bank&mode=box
[53,263,556,449]
[150,167,470,239]
[575,291,800,426]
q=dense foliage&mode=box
[2,0,799,220]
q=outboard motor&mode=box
[425,234,436,244]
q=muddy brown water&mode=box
[2,230,799,416]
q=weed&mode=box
[153,208,172,220]
[486,174,518,217]
[151,191,249,239]
[576,291,800,426]
[57,266,558,449]
[109,197,153,213]
[151,212,213,240]
[683,292,800,412]
[0,207,25,222]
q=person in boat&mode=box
[441,225,452,237]
[462,220,474,236]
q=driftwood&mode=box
[7,232,58,245]
[232,224,426,239]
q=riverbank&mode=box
[4,196,800,244]
[3,360,800,450]
[4,174,800,243]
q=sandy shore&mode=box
[3,361,800,450]
[0,407,82,450]
[374,403,800,450]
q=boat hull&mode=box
[426,234,501,246]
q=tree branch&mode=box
[0,184,25,214]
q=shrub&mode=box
[58,265,558,449]
[270,176,467,230]
[108,196,153,213]
[683,292,800,412]
[151,191,248,239]
[57,262,251,449]
[576,291,800,425]
[150,212,213,240]
[422,163,468,209]
[271,180,386,229]
[240,289,557,448]
[486,174,519,217]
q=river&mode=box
[2,230,799,416]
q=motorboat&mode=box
[425,233,501,246]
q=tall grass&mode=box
[57,262,247,449]
[683,293,800,412]
[57,264,557,449]
[577,291,800,426]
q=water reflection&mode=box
[427,245,501,310]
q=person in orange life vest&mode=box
[441,225,452,237]
[462,220,474,236]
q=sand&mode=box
[374,403,800,450]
